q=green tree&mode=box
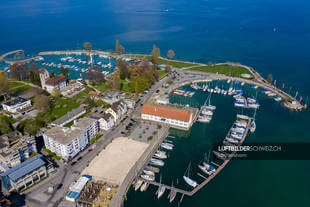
[115,40,120,53]
[151,44,160,64]
[267,74,273,83]
[34,94,51,112]
[119,45,125,54]
[60,68,69,80]
[83,42,92,51]
[52,88,61,97]
[0,76,9,95]
[9,64,22,80]
[113,70,121,90]
[0,71,7,78]
[117,59,129,80]
[50,70,55,78]
[167,49,175,59]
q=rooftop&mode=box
[2,97,29,107]
[45,74,66,86]
[44,126,83,145]
[45,117,97,144]
[0,154,45,182]
[73,117,97,130]
[141,104,192,122]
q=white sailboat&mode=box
[168,181,177,203]
[156,175,165,199]
[250,108,257,133]
[183,162,198,188]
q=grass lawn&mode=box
[8,81,24,88]
[43,148,61,160]
[120,79,132,93]
[9,85,32,96]
[71,86,92,102]
[123,54,150,59]
[157,69,168,79]
[187,64,253,78]
[157,58,198,68]
[89,134,103,145]
[91,82,110,92]
[123,54,198,68]
[50,98,80,119]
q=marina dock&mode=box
[140,118,252,198]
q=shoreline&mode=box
[0,49,306,111]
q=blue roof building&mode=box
[0,154,47,191]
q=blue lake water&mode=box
[1,0,310,206]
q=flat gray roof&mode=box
[45,117,97,144]
[44,126,83,145]
[73,117,97,130]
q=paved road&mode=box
[24,74,171,207]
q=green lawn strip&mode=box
[157,69,168,79]
[43,147,61,160]
[123,54,198,68]
[91,82,110,92]
[186,64,252,78]
[71,86,92,101]
[89,134,103,145]
[120,79,133,93]
[49,98,80,119]
[9,85,32,95]
[8,81,24,88]
[157,58,198,68]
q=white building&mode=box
[39,68,68,94]
[2,97,32,118]
[43,117,99,160]
[98,113,114,130]
[141,104,193,130]
[66,175,91,202]
[106,100,127,123]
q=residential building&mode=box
[0,154,47,192]
[98,113,114,130]
[43,117,99,160]
[0,132,37,168]
[141,104,193,130]
[124,99,135,108]
[88,91,103,101]
[2,97,32,118]
[39,68,68,94]
[106,100,127,122]
[51,107,86,127]
[90,106,115,131]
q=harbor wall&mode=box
[109,124,170,207]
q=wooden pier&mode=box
[141,118,252,198]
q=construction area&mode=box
[77,182,118,207]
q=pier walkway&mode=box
[140,118,252,199]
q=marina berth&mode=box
[161,143,173,150]
[156,184,166,199]
[150,158,165,166]
[134,180,143,191]
[141,174,155,182]
[183,164,198,188]
[140,181,150,191]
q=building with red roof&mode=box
[140,104,193,130]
